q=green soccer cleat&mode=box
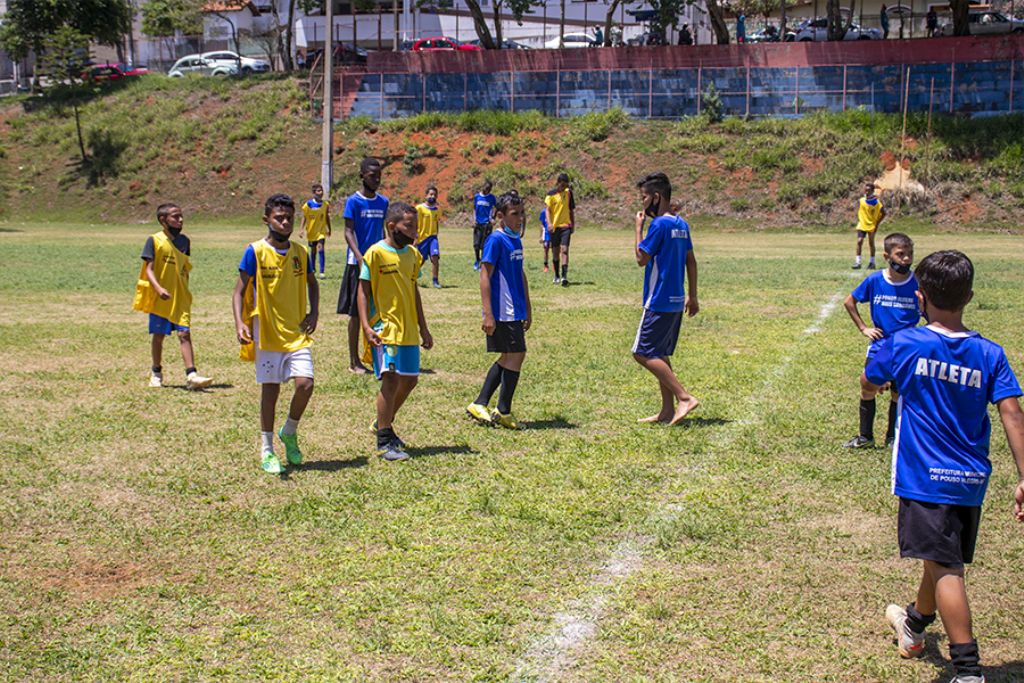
[466,402,493,425]
[261,451,284,474]
[277,428,302,465]
[491,410,520,430]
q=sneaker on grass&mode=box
[149,373,163,388]
[186,372,213,390]
[885,604,925,659]
[378,441,410,462]
[466,403,493,425]
[277,427,302,465]
[261,451,284,474]
[843,435,875,449]
[491,410,519,430]
[368,419,407,449]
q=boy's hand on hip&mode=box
[482,314,496,336]
[421,329,434,350]
[685,296,699,317]
[861,327,884,341]
[301,313,318,335]
[236,323,253,345]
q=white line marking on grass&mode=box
[511,286,848,683]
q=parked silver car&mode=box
[793,18,883,40]
[200,51,271,74]
[544,32,598,49]
[168,55,239,77]
[939,11,1024,36]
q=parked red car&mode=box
[82,63,149,82]
[411,36,482,52]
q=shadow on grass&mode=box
[407,444,475,459]
[168,383,235,391]
[296,456,369,472]
[420,368,436,375]
[674,417,731,429]
[521,417,577,430]
[562,281,595,287]
[925,656,1024,683]
[0,227,24,233]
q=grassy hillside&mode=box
[1,75,1023,229]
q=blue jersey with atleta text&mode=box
[866,325,1022,507]
[481,227,527,322]
[474,193,496,225]
[539,210,549,230]
[851,270,920,337]
[638,214,693,313]
[343,191,389,264]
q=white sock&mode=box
[855,255,862,264]
[261,431,274,454]
[282,417,299,436]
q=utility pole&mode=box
[321,0,334,193]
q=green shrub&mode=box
[701,83,724,124]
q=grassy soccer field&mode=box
[0,221,1022,682]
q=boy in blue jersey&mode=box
[337,157,388,374]
[472,180,496,271]
[467,192,532,429]
[539,207,551,273]
[843,232,920,448]
[632,172,700,426]
[863,250,1024,683]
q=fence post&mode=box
[745,61,751,118]
[421,73,426,113]
[1009,58,1015,113]
[842,64,848,111]
[795,66,800,115]
[647,65,653,119]
[380,72,384,119]
[697,63,702,115]
[607,69,612,112]
[510,69,515,113]
[949,60,955,113]
[463,71,468,113]
[556,65,561,118]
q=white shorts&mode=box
[253,319,314,385]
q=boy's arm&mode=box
[480,263,496,335]
[843,293,882,341]
[357,279,381,346]
[298,210,307,239]
[685,249,699,317]
[144,259,171,300]
[634,211,651,266]
[996,397,1024,522]
[301,271,319,334]
[523,271,532,332]
[231,273,253,343]
[878,206,887,226]
[344,218,361,262]
[569,192,576,229]
[415,287,433,349]
[326,204,332,236]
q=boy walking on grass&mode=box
[232,194,319,474]
[539,207,551,273]
[298,182,331,280]
[843,232,920,449]
[853,182,886,269]
[416,184,443,289]
[359,202,434,462]
[338,158,388,374]
[632,172,699,425]
[472,180,496,271]
[466,192,532,430]
[133,202,213,390]
[544,172,575,286]
[863,250,1024,683]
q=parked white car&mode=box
[200,51,271,74]
[939,11,1024,36]
[792,18,883,41]
[544,32,598,49]
[168,55,239,77]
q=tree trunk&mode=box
[493,1,503,46]
[705,0,731,44]
[73,103,88,164]
[464,0,496,48]
[604,0,622,46]
[826,0,846,40]
[277,0,294,70]
[950,0,971,35]
[559,0,566,45]
[780,0,787,37]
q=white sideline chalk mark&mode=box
[511,287,848,682]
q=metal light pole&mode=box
[321,0,334,192]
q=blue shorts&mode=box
[372,344,420,379]
[417,235,440,259]
[149,313,188,335]
[542,227,550,243]
[632,309,682,359]
[865,339,884,365]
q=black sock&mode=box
[152,365,162,374]
[185,366,197,376]
[949,640,981,678]
[475,362,503,407]
[553,258,560,274]
[859,398,876,440]
[905,603,935,634]
[496,367,520,415]
[377,427,396,449]
[885,399,898,441]
[474,248,481,263]
[561,264,568,279]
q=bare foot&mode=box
[349,365,371,375]
[668,397,700,426]
[637,413,672,424]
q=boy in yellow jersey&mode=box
[853,183,886,270]
[543,172,576,287]
[298,182,331,280]
[133,202,213,390]
[232,194,320,475]
[415,184,442,289]
[358,202,434,462]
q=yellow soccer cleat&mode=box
[466,403,493,424]
[491,410,519,430]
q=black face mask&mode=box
[268,229,290,244]
[168,226,183,237]
[644,194,660,219]
[393,231,414,248]
[891,261,912,275]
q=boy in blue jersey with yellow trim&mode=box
[863,250,1024,683]
[358,202,434,462]
[415,184,442,289]
[472,180,496,271]
[338,157,388,374]
[632,172,700,426]
[467,191,532,429]
[539,207,551,273]
[843,232,920,448]
[298,182,331,280]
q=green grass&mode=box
[1,220,1022,681]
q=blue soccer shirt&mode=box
[474,193,496,225]
[866,325,1022,507]
[638,215,693,313]
[851,270,921,337]
[343,191,389,265]
[481,227,527,322]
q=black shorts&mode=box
[898,497,981,568]
[551,226,572,248]
[336,263,361,316]
[308,239,325,249]
[473,222,493,251]
[486,320,527,353]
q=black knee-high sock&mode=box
[859,398,876,440]
[949,640,981,678]
[561,264,568,279]
[496,367,521,415]
[886,398,898,441]
[553,254,560,274]
[474,247,481,263]
[905,603,935,634]
[475,362,503,406]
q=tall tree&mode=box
[603,0,623,46]
[0,0,134,61]
[826,0,846,40]
[37,27,93,163]
[704,0,731,44]
[949,0,971,35]
[464,0,497,48]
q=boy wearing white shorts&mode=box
[232,194,320,474]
